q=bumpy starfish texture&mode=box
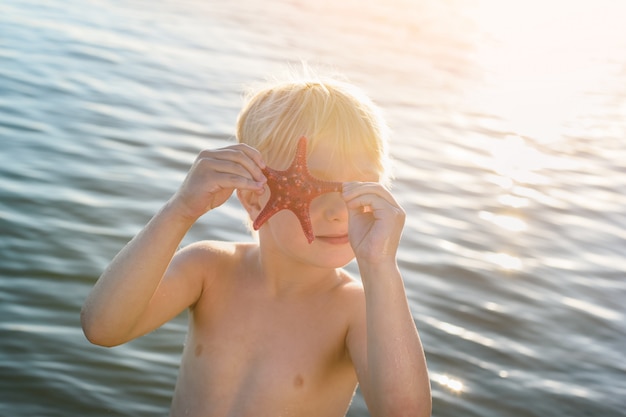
[253,136,343,243]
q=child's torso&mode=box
[169,247,360,417]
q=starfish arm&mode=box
[251,137,343,243]
[252,200,281,231]
[293,204,315,243]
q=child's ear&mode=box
[236,188,264,221]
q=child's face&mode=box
[260,140,380,267]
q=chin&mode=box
[314,251,355,269]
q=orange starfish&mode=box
[253,137,343,243]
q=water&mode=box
[1,0,625,415]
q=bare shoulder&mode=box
[169,240,257,286]
[178,239,252,256]
[333,268,366,314]
[174,240,256,267]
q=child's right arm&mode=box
[81,144,266,347]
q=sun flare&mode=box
[466,0,626,142]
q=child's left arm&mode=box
[342,182,431,417]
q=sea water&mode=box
[1,0,625,415]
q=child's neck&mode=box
[252,245,341,299]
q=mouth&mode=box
[315,234,350,245]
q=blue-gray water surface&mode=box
[1,0,625,416]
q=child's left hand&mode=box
[342,182,406,264]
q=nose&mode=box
[315,192,348,222]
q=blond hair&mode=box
[236,70,391,185]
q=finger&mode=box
[221,144,267,182]
[190,157,264,196]
[342,182,399,208]
[201,144,267,183]
[208,157,256,179]
[344,192,391,214]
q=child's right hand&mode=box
[169,143,266,222]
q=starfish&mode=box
[253,136,343,243]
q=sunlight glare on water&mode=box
[432,373,465,394]
[466,0,626,143]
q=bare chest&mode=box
[172,286,357,417]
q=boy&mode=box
[81,73,431,417]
